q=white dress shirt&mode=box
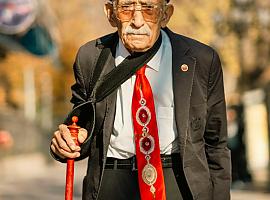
[107,30,179,159]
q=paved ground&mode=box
[0,153,85,200]
[0,153,270,200]
[231,190,270,200]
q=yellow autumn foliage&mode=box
[0,0,268,120]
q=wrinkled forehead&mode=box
[108,0,170,3]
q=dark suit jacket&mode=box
[53,28,231,200]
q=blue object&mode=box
[15,24,56,56]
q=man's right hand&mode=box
[50,124,88,159]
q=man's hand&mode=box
[50,124,88,159]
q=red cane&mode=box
[65,116,80,200]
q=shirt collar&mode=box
[115,40,130,66]
[115,32,165,72]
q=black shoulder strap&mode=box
[89,33,162,103]
[87,32,118,101]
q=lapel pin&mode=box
[180,64,189,72]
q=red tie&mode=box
[132,65,166,200]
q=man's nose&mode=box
[132,10,145,28]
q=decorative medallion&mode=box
[139,135,155,154]
[136,106,151,126]
[142,163,157,186]
[142,127,149,137]
[140,98,146,106]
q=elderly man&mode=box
[50,0,231,199]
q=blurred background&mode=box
[0,0,270,199]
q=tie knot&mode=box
[136,65,146,76]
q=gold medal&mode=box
[142,164,157,186]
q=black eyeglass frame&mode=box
[111,1,167,23]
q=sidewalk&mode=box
[0,153,270,200]
[232,190,270,200]
[0,153,85,200]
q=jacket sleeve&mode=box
[50,48,91,163]
[204,50,231,200]
[70,49,88,107]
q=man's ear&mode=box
[160,4,174,28]
[104,3,118,27]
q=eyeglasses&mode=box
[113,3,165,23]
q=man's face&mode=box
[105,0,173,52]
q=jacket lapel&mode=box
[96,48,117,152]
[95,34,118,154]
[165,29,196,157]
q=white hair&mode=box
[106,0,170,2]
